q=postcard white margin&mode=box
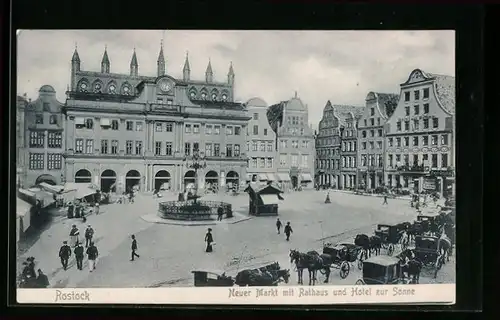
[17,284,455,304]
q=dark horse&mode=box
[289,249,331,285]
[398,249,423,284]
[369,235,382,256]
[234,262,290,286]
[354,234,370,260]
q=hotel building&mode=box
[384,69,455,195]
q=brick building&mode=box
[384,69,455,195]
[18,86,65,188]
[357,92,398,190]
[64,44,249,193]
[267,93,315,190]
[245,97,277,184]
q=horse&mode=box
[289,249,330,285]
[437,235,453,263]
[368,235,382,256]
[354,234,371,260]
[234,262,289,286]
[398,249,422,284]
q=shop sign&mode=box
[423,178,436,190]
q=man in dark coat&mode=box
[85,225,94,247]
[59,241,72,270]
[36,269,50,288]
[217,207,224,221]
[130,235,140,261]
[205,228,214,252]
[276,218,282,234]
[74,242,84,270]
[383,194,388,205]
[27,257,36,277]
[284,222,293,241]
[86,242,98,272]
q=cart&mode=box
[355,255,409,285]
[374,224,402,256]
[412,235,445,278]
[321,243,363,279]
[192,270,235,287]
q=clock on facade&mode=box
[159,79,173,92]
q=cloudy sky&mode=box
[17,30,454,125]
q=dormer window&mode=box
[79,82,88,92]
[49,115,57,125]
[123,86,130,95]
[201,92,207,99]
[94,83,102,93]
[35,114,44,124]
[212,93,217,100]
[190,91,196,99]
[109,84,116,94]
[222,94,227,101]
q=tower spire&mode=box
[205,58,213,83]
[130,47,138,76]
[71,42,80,62]
[157,39,165,76]
[183,51,191,81]
[227,61,235,85]
[101,45,110,73]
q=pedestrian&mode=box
[276,218,282,234]
[95,202,100,215]
[85,225,95,247]
[130,235,140,261]
[21,261,30,280]
[69,225,80,247]
[284,222,293,241]
[74,242,84,270]
[58,241,72,271]
[205,228,214,252]
[217,206,224,221]
[36,269,50,288]
[86,242,99,272]
[382,194,388,205]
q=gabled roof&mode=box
[428,73,455,115]
[375,93,400,118]
[331,104,364,125]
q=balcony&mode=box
[396,164,429,175]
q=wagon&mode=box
[192,270,235,287]
[374,224,403,255]
[412,235,445,278]
[321,243,363,279]
[355,255,409,285]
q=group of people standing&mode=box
[60,224,99,272]
[19,257,49,288]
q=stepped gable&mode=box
[428,73,455,114]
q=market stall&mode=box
[244,183,284,216]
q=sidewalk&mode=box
[328,189,412,201]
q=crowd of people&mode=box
[18,257,49,288]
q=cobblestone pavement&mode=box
[17,190,455,288]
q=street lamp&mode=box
[183,150,207,197]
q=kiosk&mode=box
[244,183,284,216]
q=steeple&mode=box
[71,43,80,90]
[130,48,138,76]
[183,51,191,81]
[157,39,165,76]
[101,45,110,73]
[227,61,235,85]
[205,58,213,83]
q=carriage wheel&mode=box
[355,279,365,285]
[340,261,350,279]
[357,258,363,270]
[387,244,394,256]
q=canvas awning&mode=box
[17,197,32,218]
[18,188,36,198]
[39,182,65,194]
[301,173,313,182]
[277,173,290,181]
[258,173,268,181]
[75,117,85,125]
[266,173,278,181]
[28,189,56,208]
[260,194,280,205]
[100,118,111,126]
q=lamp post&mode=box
[183,150,207,198]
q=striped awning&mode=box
[301,173,313,182]
[277,173,290,181]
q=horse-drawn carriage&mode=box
[374,224,405,255]
[192,270,235,287]
[355,255,410,285]
[322,243,364,279]
[412,235,448,278]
